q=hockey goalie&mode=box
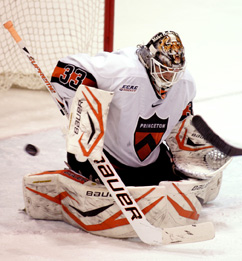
[23,31,232,240]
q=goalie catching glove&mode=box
[166,115,232,179]
[67,85,113,162]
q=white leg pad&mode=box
[23,169,222,239]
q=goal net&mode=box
[0,0,114,91]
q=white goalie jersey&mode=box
[51,47,196,167]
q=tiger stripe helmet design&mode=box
[137,31,186,99]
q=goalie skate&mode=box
[23,168,222,239]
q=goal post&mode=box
[0,0,115,91]
[104,0,115,52]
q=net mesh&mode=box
[0,0,105,91]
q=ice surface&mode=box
[1,0,242,260]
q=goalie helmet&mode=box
[137,31,186,99]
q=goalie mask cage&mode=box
[0,0,115,91]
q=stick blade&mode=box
[162,222,215,244]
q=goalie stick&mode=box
[192,115,242,157]
[3,21,68,117]
[4,20,215,245]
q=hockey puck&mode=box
[25,144,39,156]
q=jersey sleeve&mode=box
[50,59,98,114]
[51,60,97,91]
[179,101,194,121]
